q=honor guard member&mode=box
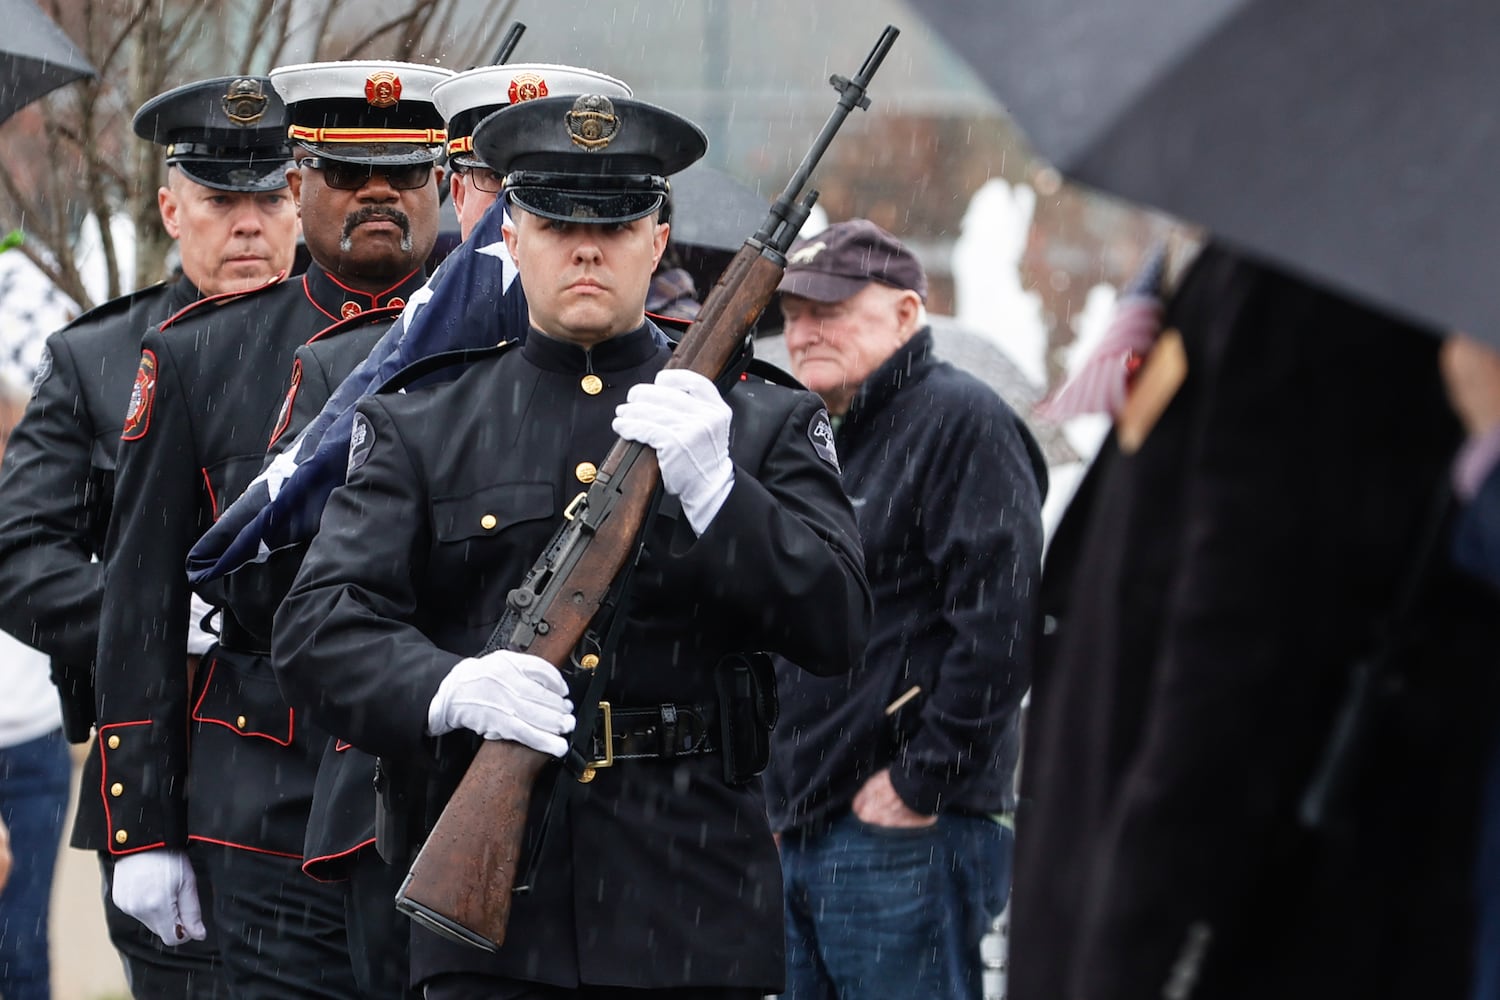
[0,75,298,996]
[254,62,631,1000]
[274,94,871,998]
[92,60,450,998]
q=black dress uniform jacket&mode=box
[93,263,424,859]
[1008,245,1500,1000]
[0,277,199,851]
[260,318,393,878]
[274,323,870,991]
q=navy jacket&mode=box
[766,326,1047,832]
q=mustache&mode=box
[340,206,413,251]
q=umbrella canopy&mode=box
[908,0,1500,341]
[0,0,94,126]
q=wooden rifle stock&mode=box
[396,24,900,952]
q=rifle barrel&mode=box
[493,22,527,65]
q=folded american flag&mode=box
[185,201,527,585]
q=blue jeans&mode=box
[780,811,1013,1000]
[0,728,70,1000]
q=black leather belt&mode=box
[587,701,717,767]
[216,613,271,656]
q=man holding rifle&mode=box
[274,94,870,998]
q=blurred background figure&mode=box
[0,369,68,1000]
[1439,333,1500,1000]
[1012,243,1500,1000]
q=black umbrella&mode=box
[909,0,1500,341]
[0,0,94,126]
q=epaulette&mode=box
[307,303,404,345]
[375,341,518,396]
[55,281,170,332]
[158,271,288,330]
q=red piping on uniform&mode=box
[160,271,285,329]
[189,658,296,746]
[302,837,377,883]
[200,468,219,520]
[187,835,304,860]
[98,721,168,855]
[335,739,352,751]
[302,274,340,321]
[306,304,403,344]
[323,265,423,308]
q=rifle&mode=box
[393,25,900,952]
[491,21,526,65]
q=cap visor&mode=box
[776,270,871,303]
[173,158,291,192]
[297,142,441,166]
[507,187,663,225]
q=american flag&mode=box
[185,201,528,585]
[1036,243,1166,422]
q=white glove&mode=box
[185,593,217,657]
[611,369,734,536]
[427,650,576,758]
[111,849,207,947]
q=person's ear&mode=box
[651,222,669,270]
[158,187,180,240]
[451,172,466,216]
[287,168,303,214]
[502,217,521,273]
[894,289,922,332]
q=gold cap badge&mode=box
[222,79,268,126]
[566,94,619,151]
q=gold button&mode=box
[579,765,597,783]
[580,374,603,395]
[115,830,128,845]
[236,715,247,730]
[340,301,362,319]
[580,653,600,671]
[575,462,597,484]
[107,735,120,750]
[110,782,124,797]
[480,514,498,530]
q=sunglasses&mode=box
[298,157,433,191]
[458,164,505,194]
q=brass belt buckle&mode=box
[579,701,613,783]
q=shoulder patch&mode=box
[121,350,158,441]
[808,408,840,472]
[30,347,53,398]
[348,412,375,475]
[269,358,303,450]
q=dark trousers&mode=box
[195,842,360,999]
[347,849,418,998]
[101,853,225,999]
[421,977,764,1000]
[0,729,70,1000]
